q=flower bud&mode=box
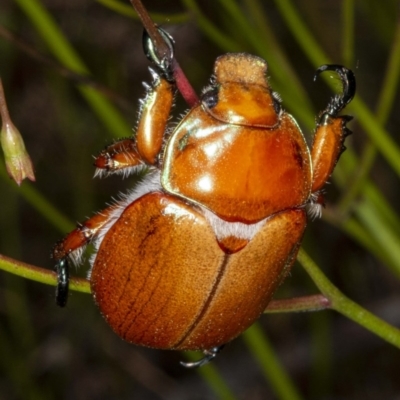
[1,121,35,185]
[0,78,35,186]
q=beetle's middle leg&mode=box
[310,65,356,197]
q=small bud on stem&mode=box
[0,78,35,185]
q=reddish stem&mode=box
[129,0,199,107]
[265,294,331,313]
[171,59,199,107]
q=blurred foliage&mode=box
[0,0,400,399]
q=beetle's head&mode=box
[202,53,281,128]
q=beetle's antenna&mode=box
[129,0,199,107]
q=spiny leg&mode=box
[94,138,143,178]
[180,345,225,369]
[310,65,356,195]
[52,205,117,306]
[93,28,176,178]
[136,69,175,165]
[93,69,175,177]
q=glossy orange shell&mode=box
[162,109,312,223]
[90,192,306,351]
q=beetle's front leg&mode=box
[310,65,356,194]
[94,71,175,177]
[136,70,175,165]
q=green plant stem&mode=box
[243,324,303,400]
[182,353,237,400]
[15,0,131,139]
[1,249,400,351]
[180,0,242,52]
[0,251,333,314]
[274,0,400,178]
[97,0,189,23]
[271,0,400,277]
[0,164,73,232]
[212,0,315,123]
[0,326,44,400]
[0,253,90,294]
[309,311,332,397]
[338,16,400,213]
[298,249,400,349]
[333,152,400,275]
[243,0,314,119]
[341,0,355,66]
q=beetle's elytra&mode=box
[53,40,355,367]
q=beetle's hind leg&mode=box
[180,345,225,369]
[52,204,117,306]
[310,65,356,196]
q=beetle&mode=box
[52,28,355,368]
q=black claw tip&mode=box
[142,27,175,80]
[55,258,69,307]
[314,64,356,116]
[180,346,224,369]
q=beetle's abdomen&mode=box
[90,192,306,350]
[162,108,312,223]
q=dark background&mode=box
[1,0,400,399]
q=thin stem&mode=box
[97,0,189,24]
[0,163,73,233]
[298,249,400,349]
[265,294,331,313]
[15,0,131,138]
[171,59,199,107]
[0,253,90,294]
[129,0,171,62]
[243,324,303,400]
[0,78,11,122]
[341,0,355,67]
[180,0,242,52]
[2,247,400,351]
[182,353,238,400]
[243,0,314,119]
[0,247,334,314]
[275,0,400,178]
[129,0,199,106]
[0,25,132,112]
[338,15,400,213]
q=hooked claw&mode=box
[142,27,175,81]
[55,258,69,307]
[180,345,225,369]
[314,64,356,116]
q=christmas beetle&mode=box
[52,28,355,368]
